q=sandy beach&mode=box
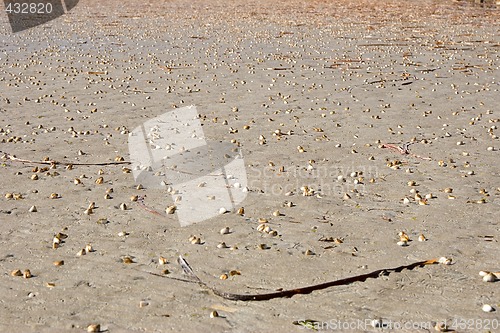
[1,0,499,332]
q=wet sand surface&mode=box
[0,0,499,332]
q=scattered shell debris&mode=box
[0,1,498,329]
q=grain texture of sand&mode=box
[0,0,499,332]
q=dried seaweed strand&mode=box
[173,256,438,302]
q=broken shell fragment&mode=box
[398,232,410,242]
[87,324,101,333]
[219,274,228,280]
[217,242,229,249]
[396,240,408,247]
[23,269,32,278]
[438,257,452,265]
[418,234,427,242]
[53,260,64,266]
[11,269,23,277]
[29,205,37,212]
[272,210,281,216]
[166,205,176,214]
[95,177,104,184]
[50,193,59,199]
[122,257,135,264]
[85,244,94,253]
[210,310,219,318]
[84,208,93,215]
[418,199,428,205]
[190,237,201,245]
[158,256,168,265]
[220,227,231,235]
[269,230,278,237]
[236,207,244,215]
[483,272,497,282]
[77,249,87,256]
[479,270,489,277]
[434,322,448,332]
[257,224,266,232]
[130,195,138,202]
[229,270,241,276]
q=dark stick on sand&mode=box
[148,256,439,302]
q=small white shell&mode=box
[29,205,37,212]
[403,197,410,205]
[257,224,266,232]
[166,205,176,214]
[396,240,408,247]
[220,227,231,235]
[482,304,494,312]
[85,244,94,253]
[119,203,127,210]
[438,257,452,265]
[218,207,228,214]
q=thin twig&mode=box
[0,151,131,166]
[136,196,166,217]
[380,142,432,161]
